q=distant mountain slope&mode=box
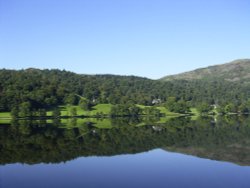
[161,59,250,82]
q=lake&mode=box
[1,116,250,188]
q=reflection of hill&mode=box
[163,117,250,166]
[164,143,250,166]
[1,116,250,166]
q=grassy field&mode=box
[190,108,199,116]
[0,119,11,124]
[50,104,184,117]
[156,106,181,116]
[136,104,182,116]
[0,104,112,118]
[0,112,11,118]
[0,103,199,120]
[46,104,112,117]
[0,112,12,124]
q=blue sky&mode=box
[0,0,249,79]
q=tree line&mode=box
[1,69,250,114]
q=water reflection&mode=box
[1,116,250,166]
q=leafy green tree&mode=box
[166,97,177,112]
[38,109,47,117]
[69,107,77,117]
[174,100,191,114]
[166,98,190,114]
[225,103,237,113]
[217,105,226,114]
[64,94,78,105]
[144,107,161,117]
[79,99,92,111]
[45,96,58,107]
[11,107,19,118]
[18,102,31,117]
[110,104,141,117]
[52,108,61,118]
[238,104,249,114]
[128,105,142,117]
[197,103,213,115]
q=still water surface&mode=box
[1,116,250,188]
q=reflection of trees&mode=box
[0,116,250,165]
[111,117,142,126]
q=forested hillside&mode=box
[1,61,250,113]
[0,69,167,111]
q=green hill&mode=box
[1,59,250,113]
[161,59,250,82]
[0,69,168,111]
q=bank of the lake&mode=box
[0,103,193,120]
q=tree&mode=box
[38,109,47,117]
[18,102,31,117]
[217,105,226,114]
[224,103,237,113]
[110,104,141,117]
[128,105,142,117]
[69,107,77,117]
[79,99,92,111]
[52,108,61,118]
[174,100,191,114]
[45,96,58,107]
[11,107,19,119]
[197,103,213,115]
[166,98,190,114]
[64,94,78,105]
[166,97,177,112]
[238,104,249,114]
[144,107,161,117]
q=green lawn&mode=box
[137,105,182,116]
[0,119,11,124]
[0,112,11,118]
[190,108,199,116]
[0,112,11,124]
[0,104,112,118]
[47,104,112,117]
[156,116,178,123]
[136,104,148,109]
[87,104,112,116]
[156,106,181,116]
[0,103,197,120]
